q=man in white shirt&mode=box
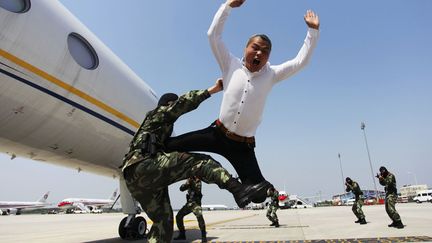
[166,0,320,203]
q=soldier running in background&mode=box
[121,79,270,243]
[266,187,280,227]
[345,177,367,225]
[377,166,404,229]
[174,176,207,242]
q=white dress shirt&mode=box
[207,2,319,137]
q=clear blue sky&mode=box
[1,1,431,210]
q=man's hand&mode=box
[228,0,245,8]
[304,10,320,30]
[208,78,223,95]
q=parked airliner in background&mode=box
[0,191,50,215]
[201,204,228,211]
[58,189,118,213]
[1,0,157,239]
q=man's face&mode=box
[380,169,388,177]
[244,37,271,73]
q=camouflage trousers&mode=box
[124,151,232,243]
[352,197,365,220]
[266,205,279,223]
[176,201,205,233]
[385,193,401,222]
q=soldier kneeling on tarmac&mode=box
[121,78,273,243]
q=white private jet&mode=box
[1,0,157,239]
[58,189,118,213]
[0,191,50,215]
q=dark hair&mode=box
[247,34,272,51]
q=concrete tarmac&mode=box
[0,203,431,243]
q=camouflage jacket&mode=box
[379,172,398,195]
[180,178,203,203]
[121,90,211,171]
[345,181,363,199]
[269,190,279,207]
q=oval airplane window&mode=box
[67,33,99,70]
[0,0,31,13]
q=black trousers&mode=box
[165,124,266,185]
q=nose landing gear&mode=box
[118,215,147,240]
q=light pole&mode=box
[338,153,345,192]
[360,122,379,201]
[407,171,418,185]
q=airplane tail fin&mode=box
[109,189,118,201]
[38,191,50,202]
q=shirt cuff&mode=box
[308,27,320,37]
[223,2,232,13]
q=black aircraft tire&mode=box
[118,216,147,240]
[118,217,128,239]
[131,216,147,239]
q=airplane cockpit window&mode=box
[67,33,99,70]
[0,0,31,13]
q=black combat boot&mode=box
[354,219,361,223]
[274,221,280,228]
[388,221,396,227]
[173,230,186,240]
[359,218,367,225]
[269,222,276,226]
[201,230,207,243]
[223,178,273,208]
[393,220,404,229]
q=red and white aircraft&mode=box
[0,192,50,215]
[58,189,118,213]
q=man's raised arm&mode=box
[273,10,320,82]
[207,0,244,73]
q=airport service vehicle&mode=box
[345,198,355,206]
[413,190,432,203]
[289,195,313,209]
[0,192,50,215]
[1,0,157,239]
[58,189,118,213]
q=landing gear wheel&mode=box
[118,217,128,239]
[118,216,147,240]
[131,216,147,239]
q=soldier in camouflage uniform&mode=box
[121,79,271,243]
[377,166,404,229]
[266,187,280,227]
[345,177,367,224]
[174,176,207,242]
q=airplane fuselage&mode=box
[0,201,48,209]
[0,0,157,178]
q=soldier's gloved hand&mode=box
[180,184,188,191]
